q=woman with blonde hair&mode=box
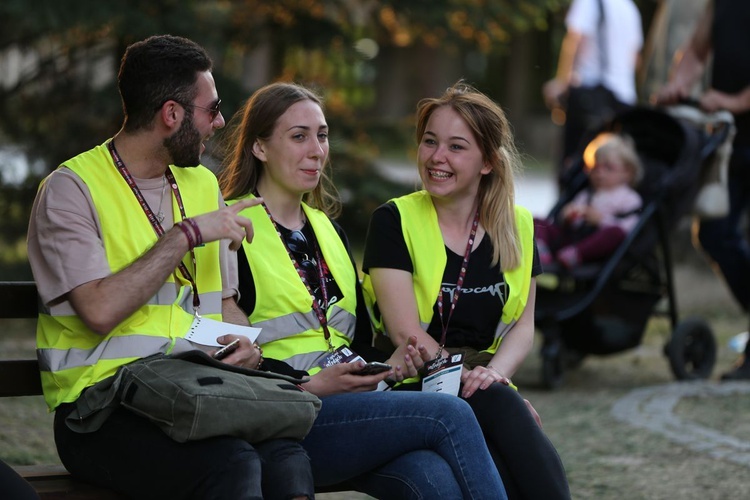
[362,82,570,499]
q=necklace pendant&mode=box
[156,212,165,223]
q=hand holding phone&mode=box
[213,339,240,360]
[352,361,392,376]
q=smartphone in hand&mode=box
[213,339,240,360]
[353,361,392,376]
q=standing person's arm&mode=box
[700,86,750,115]
[543,0,593,108]
[543,30,584,109]
[654,0,714,105]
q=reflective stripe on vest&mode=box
[231,195,357,374]
[362,190,534,354]
[36,142,224,410]
[42,284,223,318]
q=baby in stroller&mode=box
[535,133,643,269]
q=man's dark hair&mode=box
[118,34,213,132]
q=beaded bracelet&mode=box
[175,221,196,250]
[184,218,203,247]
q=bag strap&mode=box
[169,349,310,384]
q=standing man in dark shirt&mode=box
[656,0,750,380]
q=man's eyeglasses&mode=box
[174,99,222,121]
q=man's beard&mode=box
[164,111,202,168]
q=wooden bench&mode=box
[0,281,350,498]
[0,281,125,498]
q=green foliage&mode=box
[0,0,568,262]
[1,0,566,168]
[0,177,37,278]
[375,0,567,51]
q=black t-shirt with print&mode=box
[363,202,541,350]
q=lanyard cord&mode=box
[255,194,334,352]
[435,209,480,359]
[107,140,201,313]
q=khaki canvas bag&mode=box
[116,350,321,443]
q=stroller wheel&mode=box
[666,317,716,380]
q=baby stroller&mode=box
[534,104,734,389]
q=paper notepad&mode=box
[185,316,262,347]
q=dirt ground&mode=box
[515,262,750,500]
[2,262,748,500]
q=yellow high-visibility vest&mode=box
[37,141,223,410]
[362,190,534,354]
[231,195,358,374]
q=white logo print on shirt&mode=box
[441,281,507,306]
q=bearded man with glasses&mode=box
[26,34,316,499]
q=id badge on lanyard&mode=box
[425,210,478,395]
[421,352,464,396]
[317,345,364,370]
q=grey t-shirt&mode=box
[27,167,238,313]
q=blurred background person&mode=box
[543,0,643,186]
[655,0,750,381]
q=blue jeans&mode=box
[302,391,507,500]
[697,145,750,315]
[393,381,571,499]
